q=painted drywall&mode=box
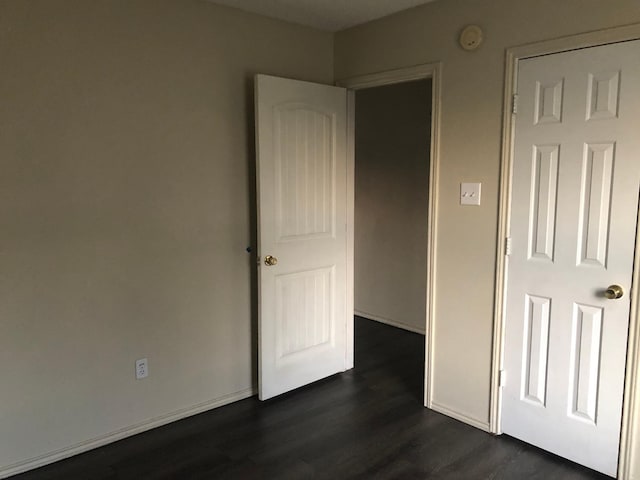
[354,80,431,333]
[0,0,333,474]
[335,0,640,431]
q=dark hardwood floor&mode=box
[12,317,609,480]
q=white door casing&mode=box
[337,62,442,411]
[255,74,349,400]
[501,40,640,476]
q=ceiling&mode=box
[208,0,439,32]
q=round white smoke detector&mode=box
[459,25,483,51]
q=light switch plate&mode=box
[460,182,481,206]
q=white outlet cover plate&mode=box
[460,182,481,206]
[136,358,148,379]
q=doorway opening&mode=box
[254,64,441,406]
[353,79,433,403]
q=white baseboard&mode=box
[355,310,426,335]
[0,387,257,479]
[430,401,491,432]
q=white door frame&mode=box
[491,24,640,478]
[336,62,442,407]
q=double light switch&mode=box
[460,182,481,206]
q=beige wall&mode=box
[3,0,640,476]
[336,0,640,429]
[0,0,332,474]
[354,80,431,333]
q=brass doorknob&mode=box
[264,255,278,266]
[604,285,624,300]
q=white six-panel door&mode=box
[502,40,640,476]
[255,74,349,400]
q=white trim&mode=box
[430,402,491,432]
[336,63,438,90]
[0,387,256,479]
[499,23,640,61]
[344,89,356,371]
[338,62,442,411]
[355,310,426,335]
[619,199,640,480]
[425,64,441,410]
[490,45,517,438]
[492,23,640,480]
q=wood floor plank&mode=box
[10,317,609,479]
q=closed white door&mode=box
[255,74,349,400]
[502,40,640,476]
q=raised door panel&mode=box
[586,71,620,121]
[522,294,551,406]
[577,143,614,268]
[528,145,559,262]
[275,267,335,361]
[275,105,336,242]
[569,303,604,424]
[534,79,564,124]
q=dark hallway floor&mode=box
[11,317,609,479]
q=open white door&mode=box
[501,40,640,476]
[255,74,350,400]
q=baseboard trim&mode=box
[430,401,491,433]
[0,387,257,479]
[355,310,426,335]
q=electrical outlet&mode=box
[135,358,148,380]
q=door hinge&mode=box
[505,236,512,256]
[499,369,506,387]
[511,94,519,115]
